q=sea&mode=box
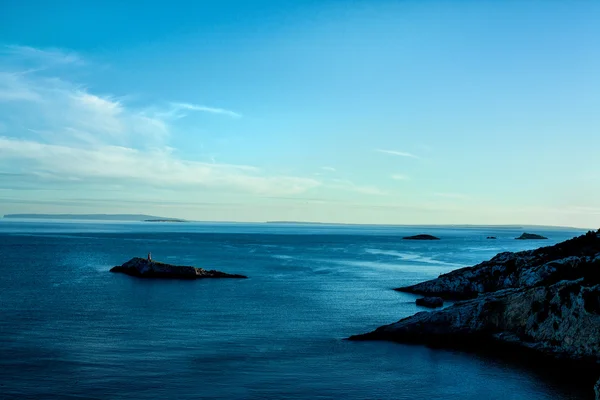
[0,220,592,399]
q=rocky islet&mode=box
[110,257,247,279]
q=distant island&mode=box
[111,257,247,280]
[144,219,187,223]
[515,233,548,240]
[403,234,441,240]
[264,222,587,230]
[3,214,185,222]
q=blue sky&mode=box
[0,0,599,227]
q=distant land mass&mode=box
[3,214,185,222]
[144,219,187,223]
[264,221,585,230]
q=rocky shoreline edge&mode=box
[348,229,600,398]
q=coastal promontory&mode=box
[110,257,247,279]
[350,229,600,397]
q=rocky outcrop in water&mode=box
[350,229,600,397]
[403,234,440,240]
[416,296,444,308]
[110,257,247,279]
[516,233,548,240]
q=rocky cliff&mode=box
[396,230,600,299]
[350,229,600,398]
[110,257,247,279]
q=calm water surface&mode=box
[0,221,591,399]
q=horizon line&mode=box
[1,213,593,230]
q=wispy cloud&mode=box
[329,179,387,196]
[0,137,321,196]
[3,45,84,66]
[391,174,409,180]
[433,192,469,199]
[170,102,242,119]
[0,45,323,197]
[0,71,42,102]
[321,166,336,172]
[375,148,419,159]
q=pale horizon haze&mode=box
[1,0,599,228]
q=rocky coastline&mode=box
[110,257,247,279]
[349,229,600,398]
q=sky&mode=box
[0,0,599,227]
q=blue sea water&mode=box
[0,221,591,399]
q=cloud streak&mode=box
[0,45,389,202]
[3,45,84,66]
[0,45,326,197]
[329,179,388,196]
[0,137,321,196]
[170,102,242,119]
[375,148,419,159]
[433,192,469,199]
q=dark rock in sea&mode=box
[516,233,548,240]
[110,257,247,279]
[487,236,497,239]
[352,229,600,396]
[403,234,440,240]
[415,296,444,308]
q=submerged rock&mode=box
[416,296,444,308]
[110,257,247,279]
[487,236,497,239]
[403,234,440,240]
[352,229,600,396]
[516,233,548,240]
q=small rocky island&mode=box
[403,234,440,240]
[350,229,600,397]
[110,257,247,279]
[516,232,548,240]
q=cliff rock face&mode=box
[352,280,600,362]
[351,229,600,396]
[110,257,247,279]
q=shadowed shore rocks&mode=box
[403,234,440,240]
[416,296,444,308]
[110,257,247,279]
[350,229,600,398]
